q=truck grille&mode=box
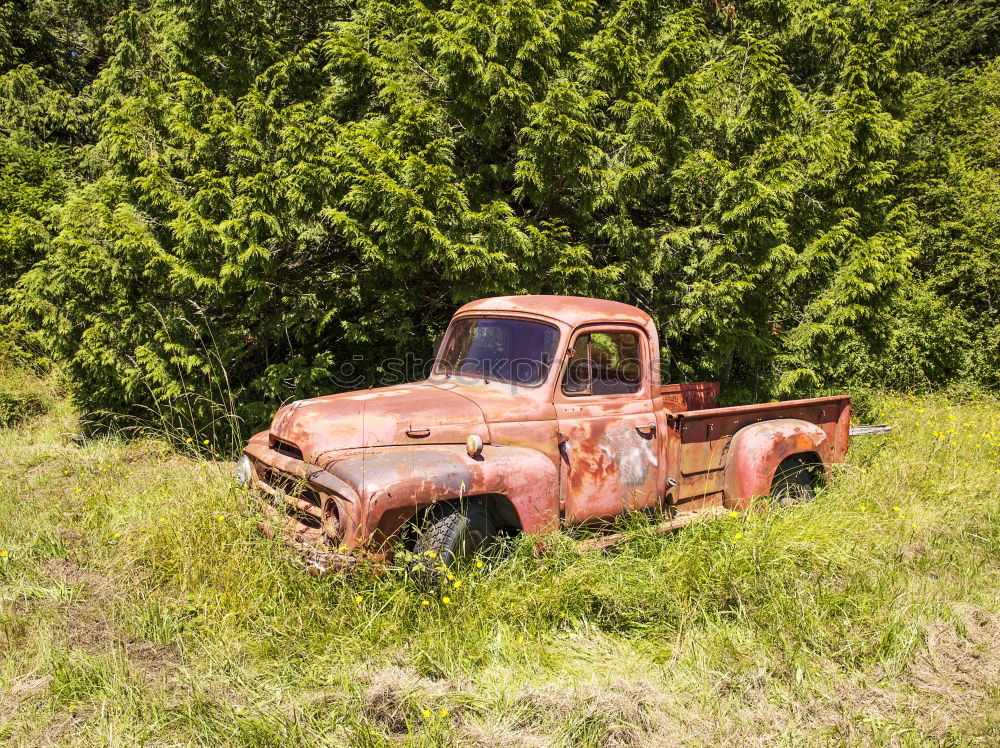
[260,467,323,529]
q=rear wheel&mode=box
[770,456,817,506]
[410,499,495,577]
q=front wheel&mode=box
[770,456,817,506]
[410,499,495,574]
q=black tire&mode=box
[410,499,494,575]
[770,456,817,506]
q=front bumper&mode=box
[255,509,359,574]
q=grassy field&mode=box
[1,366,999,746]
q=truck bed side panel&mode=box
[664,395,850,506]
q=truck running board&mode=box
[580,506,730,552]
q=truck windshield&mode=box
[433,317,560,387]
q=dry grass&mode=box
[1,369,999,746]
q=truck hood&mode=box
[269,383,489,464]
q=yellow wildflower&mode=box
[355,595,363,603]
[442,596,451,604]
[422,709,430,718]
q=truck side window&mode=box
[562,331,642,396]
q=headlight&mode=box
[466,433,483,457]
[234,456,253,486]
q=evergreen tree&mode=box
[1,0,997,434]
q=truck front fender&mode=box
[325,444,560,543]
[722,418,831,509]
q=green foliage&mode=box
[0,389,45,427]
[898,59,1000,385]
[0,0,997,432]
[0,365,50,426]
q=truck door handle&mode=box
[406,426,430,438]
[636,422,656,436]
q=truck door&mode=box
[554,326,660,523]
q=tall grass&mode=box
[1,372,998,745]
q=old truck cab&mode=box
[239,295,851,566]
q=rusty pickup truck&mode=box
[238,295,850,567]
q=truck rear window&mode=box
[434,317,560,387]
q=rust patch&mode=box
[598,422,656,488]
[333,451,475,500]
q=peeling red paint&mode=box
[241,295,851,563]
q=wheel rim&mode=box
[775,480,812,506]
[454,523,485,560]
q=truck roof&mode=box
[456,295,653,329]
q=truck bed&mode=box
[660,384,851,510]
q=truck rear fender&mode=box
[325,444,560,544]
[722,418,830,509]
